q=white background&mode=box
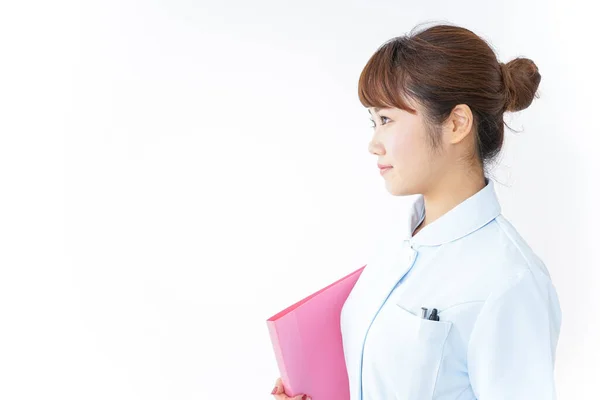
[0,0,597,398]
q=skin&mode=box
[270,100,486,399]
[368,100,486,235]
[271,377,310,400]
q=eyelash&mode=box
[370,116,390,128]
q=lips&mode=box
[379,166,392,175]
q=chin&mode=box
[385,179,417,197]
[386,184,408,197]
[387,188,410,197]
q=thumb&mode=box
[272,377,283,395]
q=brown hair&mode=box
[358,22,541,170]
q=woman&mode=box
[271,22,561,400]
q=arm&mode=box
[467,269,562,400]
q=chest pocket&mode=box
[389,304,453,399]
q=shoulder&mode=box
[480,267,558,309]
[452,213,556,299]
[493,214,553,278]
[465,220,562,342]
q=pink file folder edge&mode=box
[266,265,366,400]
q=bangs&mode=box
[357,39,418,114]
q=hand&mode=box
[271,377,312,400]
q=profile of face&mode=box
[367,101,472,197]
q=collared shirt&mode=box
[340,177,562,400]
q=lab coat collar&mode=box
[403,176,501,249]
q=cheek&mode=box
[387,130,428,170]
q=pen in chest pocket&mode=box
[420,307,440,321]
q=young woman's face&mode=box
[368,104,449,196]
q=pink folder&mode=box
[266,265,366,400]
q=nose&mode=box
[368,139,383,156]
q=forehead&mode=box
[368,106,393,115]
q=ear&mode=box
[444,104,474,144]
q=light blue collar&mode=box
[403,177,501,249]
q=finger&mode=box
[270,377,280,394]
[271,378,285,397]
[291,395,310,400]
[275,393,307,400]
[271,378,311,400]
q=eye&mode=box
[369,116,390,129]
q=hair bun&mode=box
[500,58,541,112]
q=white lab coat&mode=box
[340,177,562,400]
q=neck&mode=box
[417,171,486,233]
